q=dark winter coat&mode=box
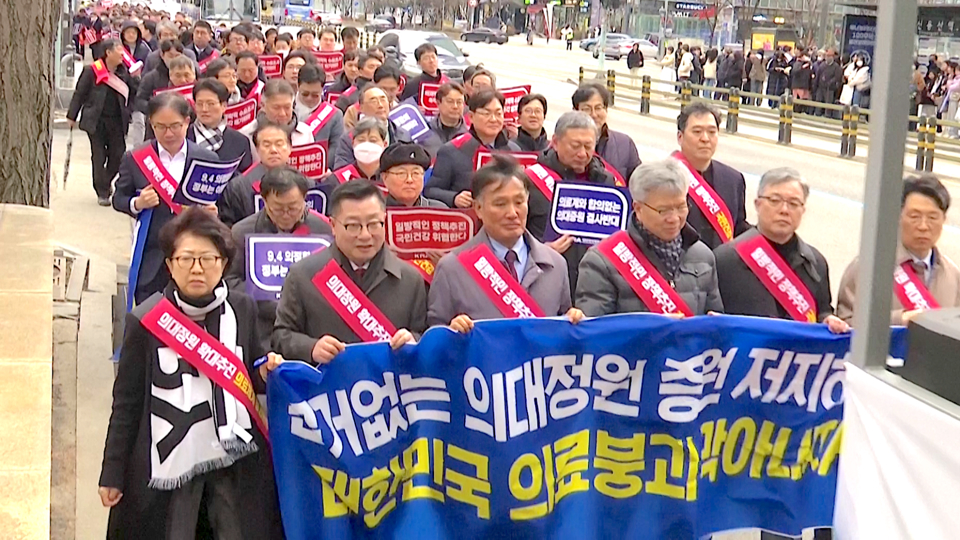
[144,47,197,74]
[217,163,269,228]
[186,122,254,174]
[67,63,137,134]
[121,21,152,65]
[597,125,641,180]
[683,158,751,250]
[424,128,521,207]
[627,49,644,70]
[514,127,549,152]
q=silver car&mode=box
[377,30,471,82]
[595,38,658,62]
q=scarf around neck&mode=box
[638,222,684,281]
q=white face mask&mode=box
[354,141,385,165]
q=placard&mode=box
[500,84,531,127]
[245,234,332,301]
[172,157,243,205]
[224,98,258,130]
[419,82,442,114]
[288,143,328,180]
[259,54,283,78]
[545,182,631,244]
[313,50,344,77]
[154,83,195,104]
[474,149,539,171]
[386,208,477,259]
[388,100,431,143]
[253,185,331,215]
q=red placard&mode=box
[420,82,441,114]
[313,50,344,77]
[259,54,283,78]
[386,208,477,259]
[311,260,397,343]
[500,85,531,127]
[475,149,539,171]
[154,83,196,104]
[288,143,328,179]
[224,98,258,130]
[197,49,220,74]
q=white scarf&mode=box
[148,283,257,490]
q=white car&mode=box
[315,12,342,26]
[598,38,658,61]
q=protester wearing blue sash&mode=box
[113,93,220,306]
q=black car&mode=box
[460,27,507,45]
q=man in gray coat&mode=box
[576,159,723,316]
[272,179,427,364]
[428,155,583,328]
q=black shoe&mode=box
[97,196,111,207]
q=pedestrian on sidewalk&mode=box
[627,42,644,81]
[563,25,573,51]
[67,39,136,206]
[703,48,718,99]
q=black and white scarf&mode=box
[148,282,257,490]
[194,120,226,152]
[639,224,684,281]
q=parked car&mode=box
[460,27,507,44]
[579,33,631,52]
[598,38,658,61]
[377,30,471,82]
[364,17,395,33]
[313,12,342,26]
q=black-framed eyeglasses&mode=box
[169,255,223,270]
[758,195,805,210]
[342,221,385,235]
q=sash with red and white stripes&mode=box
[91,60,129,103]
[304,102,338,137]
[244,80,265,103]
[524,163,562,201]
[734,234,818,322]
[120,47,143,76]
[596,230,693,316]
[457,244,545,319]
[672,151,734,244]
[311,259,397,342]
[131,144,182,213]
[139,297,268,438]
[894,260,940,312]
[197,49,220,74]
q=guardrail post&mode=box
[915,116,927,171]
[606,69,616,106]
[640,75,651,115]
[579,66,584,85]
[925,116,936,172]
[840,105,850,157]
[726,87,740,133]
[778,93,793,145]
[680,81,692,107]
[847,105,860,158]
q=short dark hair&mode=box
[329,179,386,216]
[468,89,505,112]
[373,64,401,84]
[437,82,465,102]
[414,43,437,62]
[203,57,237,79]
[903,174,951,212]
[261,166,311,199]
[358,53,380,71]
[283,50,315,71]
[99,39,121,60]
[193,20,211,33]
[463,64,484,84]
[159,206,236,261]
[263,79,295,100]
[341,26,359,40]
[277,33,293,45]
[297,28,315,38]
[265,27,278,39]
[253,121,292,146]
[193,78,229,103]
[148,92,192,119]
[571,82,610,109]
[297,63,326,86]
[160,38,184,55]
[144,20,158,34]
[229,26,249,42]
[343,49,359,63]
[471,155,530,200]
[236,50,259,65]
[249,30,265,43]
[519,93,547,116]
[319,27,337,40]
[677,101,722,131]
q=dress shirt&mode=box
[489,236,529,282]
[909,248,935,285]
[130,141,188,215]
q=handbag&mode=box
[839,84,854,106]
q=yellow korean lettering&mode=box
[646,434,686,500]
[433,439,444,486]
[685,436,699,501]
[553,429,590,503]
[313,466,360,518]
[387,455,405,498]
[749,420,777,479]
[402,438,444,503]
[361,467,396,528]
[722,417,757,476]
[593,430,645,499]
[508,451,550,520]
[445,443,491,519]
[792,428,817,480]
[817,422,843,476]
[699,419,728,482]
[765,425,793,479]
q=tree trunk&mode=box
[0,0,58,207]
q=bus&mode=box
[177,0,263,24]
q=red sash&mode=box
[596,154,626,187]
[893,261,940,312]
[140,298,268,438]
[304,102,338,137]
[244,80,265,103]
[120,47,143,76]
[524,163,561,201]
[91,60,129,103]
[474,149,539,171]
[734,234,817,322]
[198,49,220,74]
[672,151,735,243]
[457,244,545,319]
[311,259,397,342]
[408,259,435,284]
[342,85,357,98]
[82,28,98,45]
[131,145,182,213]
[332,164,362,183]
[596,231,694,316]
[451,133,472,149]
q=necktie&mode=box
[355,267,366,282]
[910,260,928,285]
[502,250,519,282]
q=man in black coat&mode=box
[714,167,849,333]
[187,79,254,173]
[814,49,843,118]
[422,81,469,155]
[398,43,449,111]
[218,122,293,227]
[135,39,183,115]
[67,39,137,205]
[425,89,521,208]
[674,102,751,250]
[514,93,549,152]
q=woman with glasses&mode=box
[205,57,242,104]
[100,207,285,539]
[576,159,723,317]
[113,93,220,305]
[572,83,641,182]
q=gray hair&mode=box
[628,159,690,202]
[157,21,179,38]
[758,167,810,199]
[554,111,598,140]
[352,116,388,140]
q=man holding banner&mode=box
[218,122,293,227]
[673,102,751,250]
[714,167,849,333]
[272,180,427,364]
[577,159,723,317]
[429,155,581,327]
[226,167,332,351]
[838,174,960,326]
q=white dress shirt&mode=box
[130,141,187,215]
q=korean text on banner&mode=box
[225,98,258,130]
[260,54,283,78]
[288,143,328,180]
[314,51,345,77]
[545,183,631,244]
[389,100,432,143]
[245,235,332,301]
[173,157,243,206]
[386,208,477,258]
[268,315,908,540]
[420,83,442,115]
[500,85,531,126]
[154,83,195,104]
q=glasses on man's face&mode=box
[578,104,607,115]
[152,122,184,133]
[342,221,385,235]
[170,255,222,270]
[194,100,221,110]
[475,108,504,120]
[643,201,689,218]
[758,195,804,210]
[442,98,464,108]
[522,107,545,117]
[385,170,425,181]
[905,211,945,226]
[267,202,305,217]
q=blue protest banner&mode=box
[268,314,907,540]
[389,99,432,143]
[544,182,631,244]
[245,234,331,300]
[173,157,243,205]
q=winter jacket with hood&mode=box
[120,20,151,66]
